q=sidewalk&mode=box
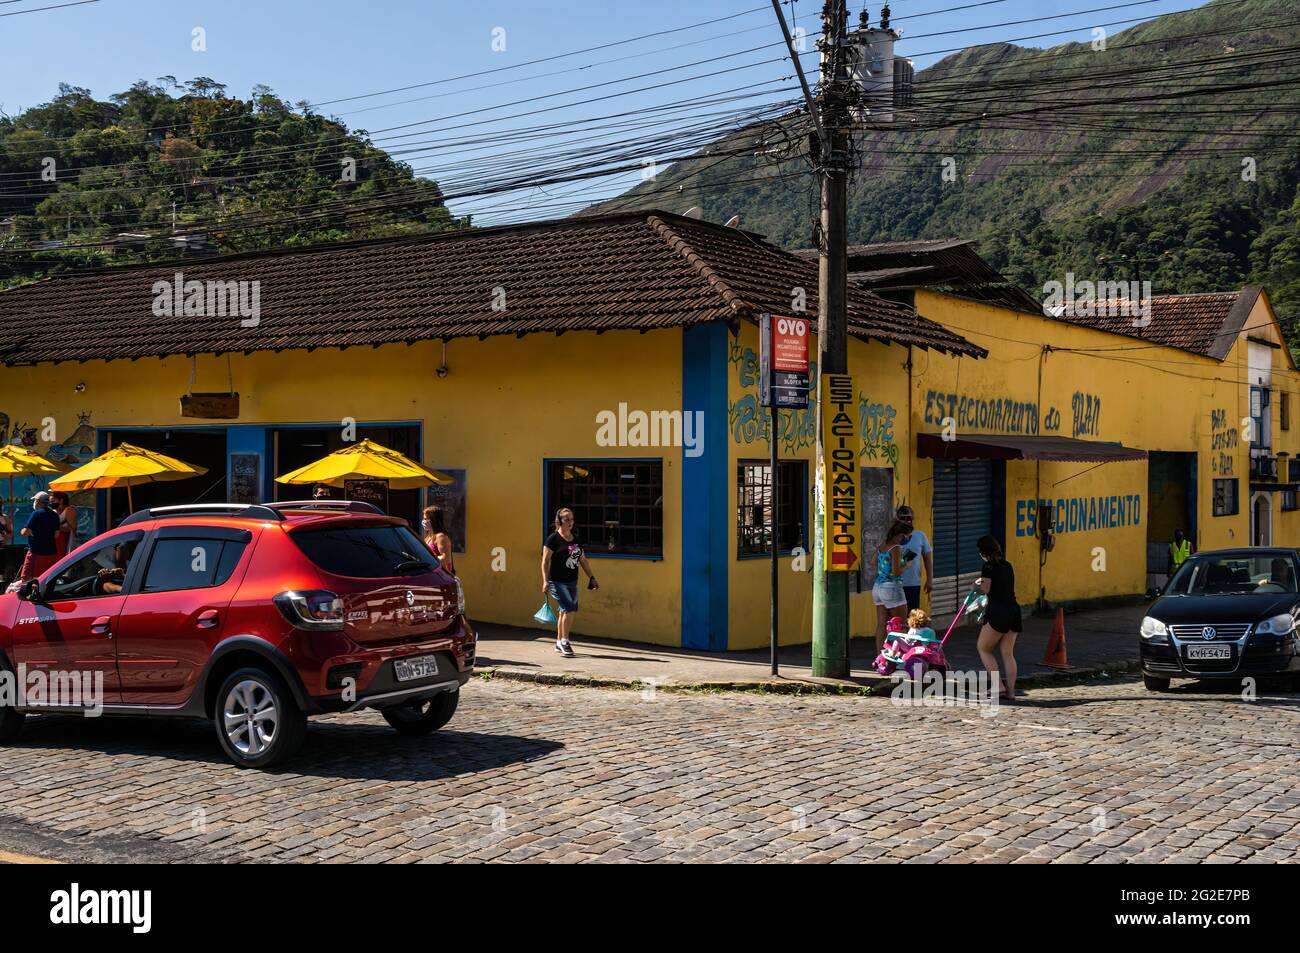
[473,602,1147,694]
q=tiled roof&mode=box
[1051,288,1262,360]
[0,210,983,366]
[795,238,1044,313]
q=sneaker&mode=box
[555,641,575,658]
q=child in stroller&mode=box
[873,608,949,679]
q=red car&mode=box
[0,501,474,768]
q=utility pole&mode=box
[770,0,854,677]
[812,0,853,678]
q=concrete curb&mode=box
[474,656,1143,697]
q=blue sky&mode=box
[1,0,1211,221]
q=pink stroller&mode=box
[872,590,986,679]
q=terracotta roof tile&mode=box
[1052,288,1262,359]
[0,210,983,365]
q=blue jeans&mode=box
[548,581,579,614]
[904,586,922,612]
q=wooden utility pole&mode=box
[812,0,853,677]
[770,0,853,677]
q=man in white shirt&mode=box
[896,505,933,612]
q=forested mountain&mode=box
[598,0,1300,345]
[0,78,463,282]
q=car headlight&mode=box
[1140,616,1168,641]
[1256,614,1296,636]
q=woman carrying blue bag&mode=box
[540,508,598,657]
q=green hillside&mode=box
[599,0,1300,342]
[0,78,463,282]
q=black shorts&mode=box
[904,585,921,612]
[985,601,1022,635]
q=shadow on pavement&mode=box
[13,713,564,782]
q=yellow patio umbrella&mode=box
[50,442,208,513]
[275,439,453,490]
[0,445,69,537]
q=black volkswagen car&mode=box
[1140,548,1300,691]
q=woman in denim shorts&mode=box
[872,521,911,652]
[541,508,598,657]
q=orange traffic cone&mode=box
[1041,608,1075,670]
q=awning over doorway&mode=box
[917,433,1147,463]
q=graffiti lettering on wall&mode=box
[729,394,819,453]
[1210,408,1238,476]
[1014,494,1141,537]
[1071,391,1102,437]
[729,341,819,453]
[858,394,899,465]
[922,391,1039,434]
[0,411,97,541]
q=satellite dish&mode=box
[724,215,741,228]
[683,207,704,219]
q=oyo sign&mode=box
[760,314,810,409]
[822,373,860,572]
[771,317,810,371]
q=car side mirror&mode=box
[17,579,42,603]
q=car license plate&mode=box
[393,654,440,682]
[1187,645,1232,660]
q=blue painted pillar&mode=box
[681,323,729,650]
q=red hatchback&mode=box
[0,501,474,768]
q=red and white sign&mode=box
[770,316,809,372]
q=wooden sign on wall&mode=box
[180,392,240,419]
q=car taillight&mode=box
[274,590,345,631]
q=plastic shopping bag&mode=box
[533,597,557,626]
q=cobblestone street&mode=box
[1,677,1298,863]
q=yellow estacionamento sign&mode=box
[822,374,860,572]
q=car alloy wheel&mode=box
[223,679,280,756]
[213,667,306,768]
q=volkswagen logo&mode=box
[405,590,416,607]
[1202,626,1217,640]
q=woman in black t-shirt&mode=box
[974,534,1022,702]
[540,508,598,658]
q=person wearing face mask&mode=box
[421,505,455,575]
[871,521,911,652]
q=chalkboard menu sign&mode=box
[345,479,390,513]
[230,453,261,505]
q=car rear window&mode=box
[291,524,438,578]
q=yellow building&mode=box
[0,211,977,652]
[2,213,1295,652]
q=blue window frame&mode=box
[543,458,663,559]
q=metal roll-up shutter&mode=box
[931,459,994,616]
[932,460,959,614]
